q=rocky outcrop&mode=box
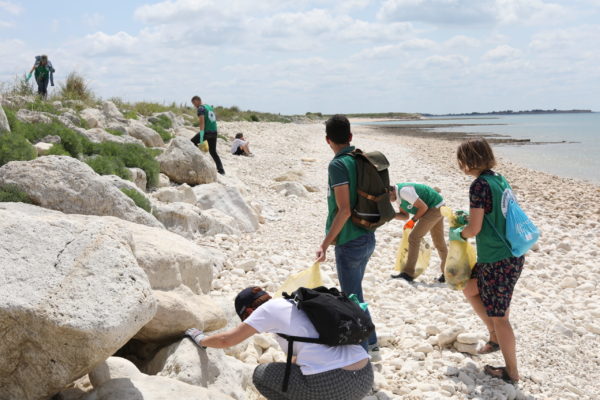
[152,202,238,238]
[144,339,252,400]
[151,184,197,204]
[0,203,157,400]
[193,183,259,233]
[102,101,124,120]
[272,181,309,197]
[135,288,226,342]
[128,167,148,191]
[80,108,105,128]
[16,109,53,124]
[0,102,9,132]
[84,128,145,146]
[157,137,217,185]
[127,120,165,148]
[0,156,162,228]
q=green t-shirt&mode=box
[326,146,368,246]
[197,104,218,133]
[475,173,514,263]
[396,183,444,215]
[35,64,50,79]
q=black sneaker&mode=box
[391,272,414,282]
[437,274,446,283]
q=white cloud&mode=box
[82,31,139,56]
[0,1,22,15]
[444,35,481,49]
[424,54,469,68]
[0,20,14,28]
[483,44,522,61]
[83,13,104,29]
[495,0,568,25]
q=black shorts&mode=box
[233,147,245,156]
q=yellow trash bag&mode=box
[440,206,477,290]
[199,140,209,152]
[394,227,432,278]
[274,262,324,297]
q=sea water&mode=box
[365,113,600,184]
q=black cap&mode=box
[234,287,267,319]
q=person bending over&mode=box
[185,286,373,400]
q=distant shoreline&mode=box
[421,109,593,117]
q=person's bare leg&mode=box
[241,144,252,155]
[463,279,497,346]
[491,314,519,381]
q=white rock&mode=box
[127,119,165,147]
[239,260,257,272]
[128,167,147,191]
[456,332,480,345]
[81,107,105,128]
[102,100,124,120]
[0,156,163,228]
[158,173,171,187]
[157,137,217,185]
[274,170,304,182]
[585,323,600,334]
[0,204,156,400]
[83,375,234,400]
[144,339,252,400]
[0,103,10,132]
[271,181,309,197]
[135,288,226,342]
[437,326,465,347]
[560,277,578,289]
[458,371,475,387]
[17,108,53,124]
[453,341,479,355]
[194,183,260,233]
[84,127,145,146]
[152,184,197,204]
[89,357,142,388]
[34,141,53,155]
[152,202,238,238]
[415,343,434,353]
[174,126,198,139]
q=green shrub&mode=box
[85,155,131,181]
[149,123,172,143]
[47,143,70,156]
[0,184,33,204]
[249,114,259,122]
[58,72,94,102]
[0,133,37,167]
[92,142,159,188]
[133,102,169,116]
[105,128,124,136]
[4,75,34,96]
[122,110,139,120]
[120,187,151,213]
[152,114,173,129]
[26,98,59,114]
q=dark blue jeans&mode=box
[334,232,377,349]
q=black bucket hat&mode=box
[234,286,268,320]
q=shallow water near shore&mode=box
[362,113,600,184]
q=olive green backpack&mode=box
[349,149,396,230]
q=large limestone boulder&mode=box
[102,100,124,120]
[150,111,184,128]
[0,156,162,228]
[128,167,148,191]
[151,184,196,204]
[127,120,164,148]
[135,288,227,342]
[100,174,149,200]
[110,217,223,295]
[272,181,309,197]
[157,136,217,185]
[81,108,106,128]
[84,127,145,146]
[90,357,143,388]
[144,339,252,400]
[0,203,157,400]
[152,202,238,238]
[174,126,198,139]
[193,183,259,232]
[0,102,9,132]
[16,108,53,124]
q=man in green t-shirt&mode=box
[390,183,448,283]
[315,114,378,354]
[26,55,55,99]
[191,95,225,175]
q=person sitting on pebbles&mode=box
[231,133,253,156]
[389,183,448,283]
[185,286,373,400]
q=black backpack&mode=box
[277,286,375,392]
[348,149,396,230]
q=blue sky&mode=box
[1,0,599,114]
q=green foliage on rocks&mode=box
[0,132,37,167]
[120,187,152,213]
[0,184,33,204]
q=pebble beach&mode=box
[209,120,600,400]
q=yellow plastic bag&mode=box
[199,141,209,152]
[394,227,432,278]
[440,206,477,290]
[274,262,323,297]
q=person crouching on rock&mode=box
[185,286,373,400]
[389,183,448,283]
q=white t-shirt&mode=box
[396,185,445,208]
[231,138,247,153]
[244,298,368,375]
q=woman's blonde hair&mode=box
[456,138,496,172]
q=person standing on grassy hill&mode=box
[26,55,55,99]
[315,114,379,358]
[190,95,225,175]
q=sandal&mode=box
[478,340,500,354]
[484,365,518,384]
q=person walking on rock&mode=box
[190,95,225,175]
[452,138,524,384]
[26,55,55,99]
[315,114,379,357]
[185,286,373,400]
[389,183,448,283]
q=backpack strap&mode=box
[277,333,323,392]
